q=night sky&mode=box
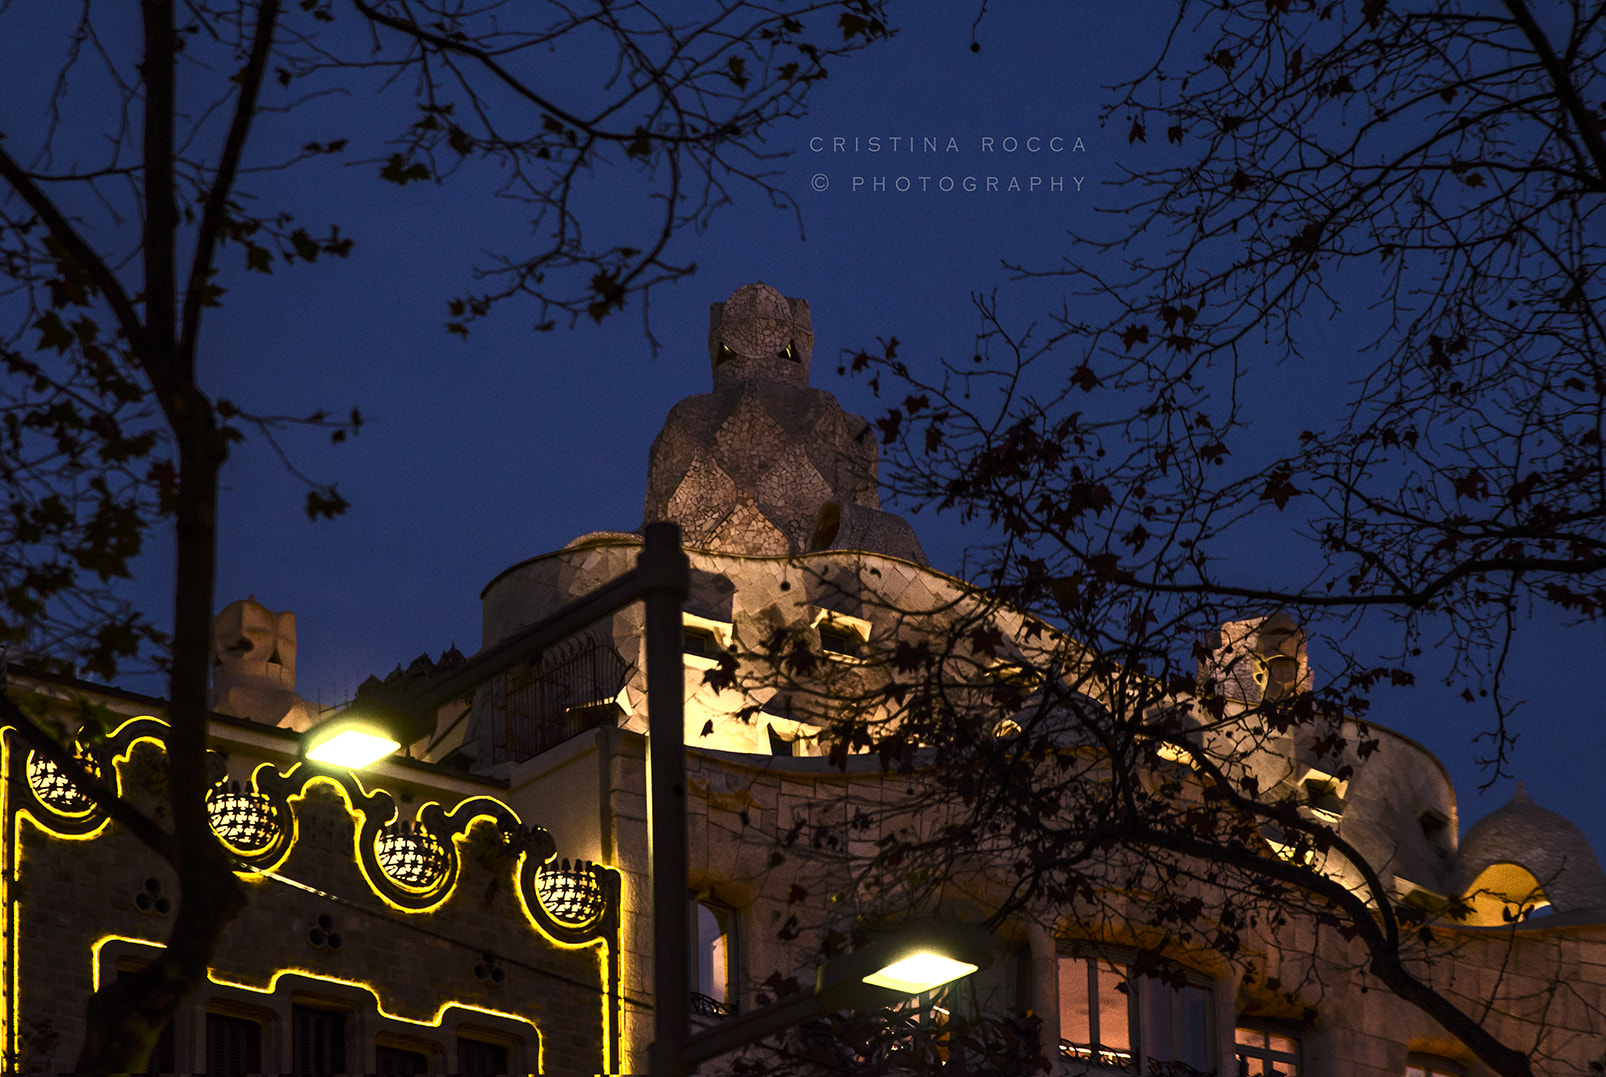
[9,8,1603,852]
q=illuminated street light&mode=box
[684,920,993,1068]
[301,685,433,768]
[862,951,979,995]
[814,920,993,1011]
[302,722,399,768]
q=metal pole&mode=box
[640,523,690,1075]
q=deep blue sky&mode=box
[8,6,1602,850]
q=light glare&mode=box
[861,951,978,994]
[306,728,399,768]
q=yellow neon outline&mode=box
[13,730,620,1074]
[208,761,297,869]
[14,717,170,840]
[510,852,609,953]
[287,780,615,1072]
[3,734,11,1065]
[90,935,546,1072]
[282,776,460,916]
[509,849,615,1073]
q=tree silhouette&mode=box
[789,3,1604,1074]
[0,1,888,1069]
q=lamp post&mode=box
[300,523,992,1074]
[300,522,693,1075]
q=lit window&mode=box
[819,625,858,656]
[683,626,721,659]
[691,898,739,1016]
[1235,1024,1301,1076]
[812,609,871,662]
[1405,1056,1466,1077]
[1060,956,1132,1067]
[1059,955,1212,1073]
[682,613,734,672]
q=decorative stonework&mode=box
[8,719,622,945]
[1199,612,1314,704]
[535,857,609,925]
[207,779,283,854]
[25,750,99,816]
[376,820,450,890]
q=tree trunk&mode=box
[73,2,248,1069]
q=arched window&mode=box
[691,898,739,1017]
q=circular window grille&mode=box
[206,781,282,852]
[537,858,606,924]
[376,822,448,889]
[26,750,100,815]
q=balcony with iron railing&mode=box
[489,631,632,764]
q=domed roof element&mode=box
[707,281,815,388]
[1452,782,1606,921]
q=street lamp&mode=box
[301,685,434,768]
[818,920,991,1005]
[683,920,993,1068]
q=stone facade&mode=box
[6,282,1605,1075]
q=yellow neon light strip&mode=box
[3,736,11,1066]
[15,725,619,1074]
[91,935,542,1044]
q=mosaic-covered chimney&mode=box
[642,282,925,563]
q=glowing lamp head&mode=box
[861,951,980,995]
[300,681,436,770]
[814,921,993,1012]
[304,724,400,768]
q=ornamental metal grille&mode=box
[26,750,99,814]
[690,992,735,1018]
[536,858,605,923]
[206,780,281,852]
[492,631,631,763]
[376,821,448,889]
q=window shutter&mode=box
[375,1044,430,1075]
[292,1005,347,1076]
[205,1013,262,1076]
[457,1036,509,1076]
